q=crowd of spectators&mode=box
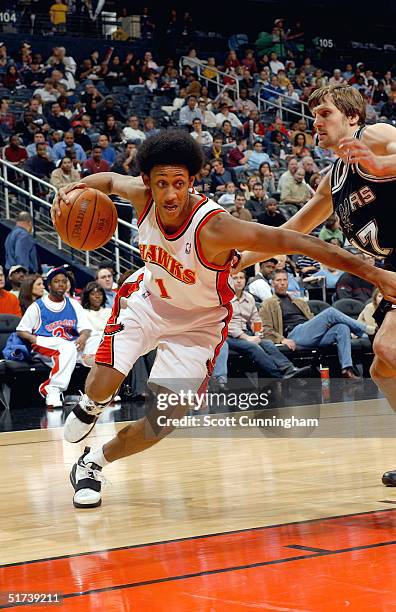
[0,27,392,395]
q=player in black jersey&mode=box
[238,84,396,486]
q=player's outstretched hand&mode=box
[376,269,396,304]
[338,137,381,175]
[51,182,88,225]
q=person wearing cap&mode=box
[247,258,277,303]
[16,267,93,408]
[215,103,243,130]
[8,266,27,298]
[0,265,22,317]
[5,212,39,274]
[72,122,92,153]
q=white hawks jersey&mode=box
[137,194,235,310]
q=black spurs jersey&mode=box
[330,126,396,269]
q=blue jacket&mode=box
[2,332,32,362]
[5,226,39,272]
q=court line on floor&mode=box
[1,507,395,569]
[1,538,396,609]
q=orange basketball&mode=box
[55,188,118,250]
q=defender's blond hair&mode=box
[308,84,366,125]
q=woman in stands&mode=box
[80,281,111,332]
[292,132,311,158]
[258,162,277,195]
[101,115,122,144]
[19,274,45,314]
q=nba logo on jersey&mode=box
[185,242,191,254]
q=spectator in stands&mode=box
[122,115,145,144]
[97,134,116,165]
[233,88,258,117]
[2,135,28,166]
[71,122,92,153]
[304,263,343,290]
[280,166,310,208]
[82,146,111,175]
[190,118,213,147]
[357,288,382,331]
[143,117,159,138]
[80,114,98,139]
[49,0,68,33]
[215,102,243,131]
[17,267,92,408]
[247,258,277,303]
[81,281,111,331]
[258,162,276,195]
[335,252,376,303]
[198,99,217,129]
[292,133,311,158]
[47,101,71,132]
[273,255,302,297]
[301,156,319,184]
[246,182,268,219]
[96,266,116,307]
[260,269,373,379]
[5,212,39,274]
[278,157,299,190]
[2,65,22,91]
[228,271,309,379]
[52,131,86,162]
[179,95,202,127]
[101,114,122,144]
[261,75,283,102]
[193,162,212,195]
[372,82,388,106]
[24,142,55,181]
[8,265,27,298]
[210,160,236,194]
[26,132,53,159]
[269,52,285,75]
[0,265,22,316]
[257,198,287,227]
[18,274,45,314]
[217,182,236,207]
[112,142,139,176]
[228,137,249,171]
[295,253,320,279]
[206,136,227,165]
[50,156,80,189]
[0,98,16,136]
[246,140,272,173]
[33,78,59,103]
[217,120,237,146]
[229,191,252,221]
[329,68,346,86]
[319,214,345,245]
[380,98,396,122]
[291,118,314,146]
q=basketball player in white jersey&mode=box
[238,84,396,486]
[52,130,396,508]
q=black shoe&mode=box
[70,447,104,508]
[382,470,396,486]
[283,365,312,379]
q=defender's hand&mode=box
[51,182,88,225]
[376,269,396,304]
[338,137,382,175]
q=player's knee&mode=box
[373,334,396,368]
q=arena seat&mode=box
[333,298,365,319]
[308,300,331,315]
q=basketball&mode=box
[54,187,118,250]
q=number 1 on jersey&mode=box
[155,278,171,299]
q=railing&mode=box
[258,86,314,124]
[179,56,240,99]
[0,158,141,276]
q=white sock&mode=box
[84,446,109,468]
